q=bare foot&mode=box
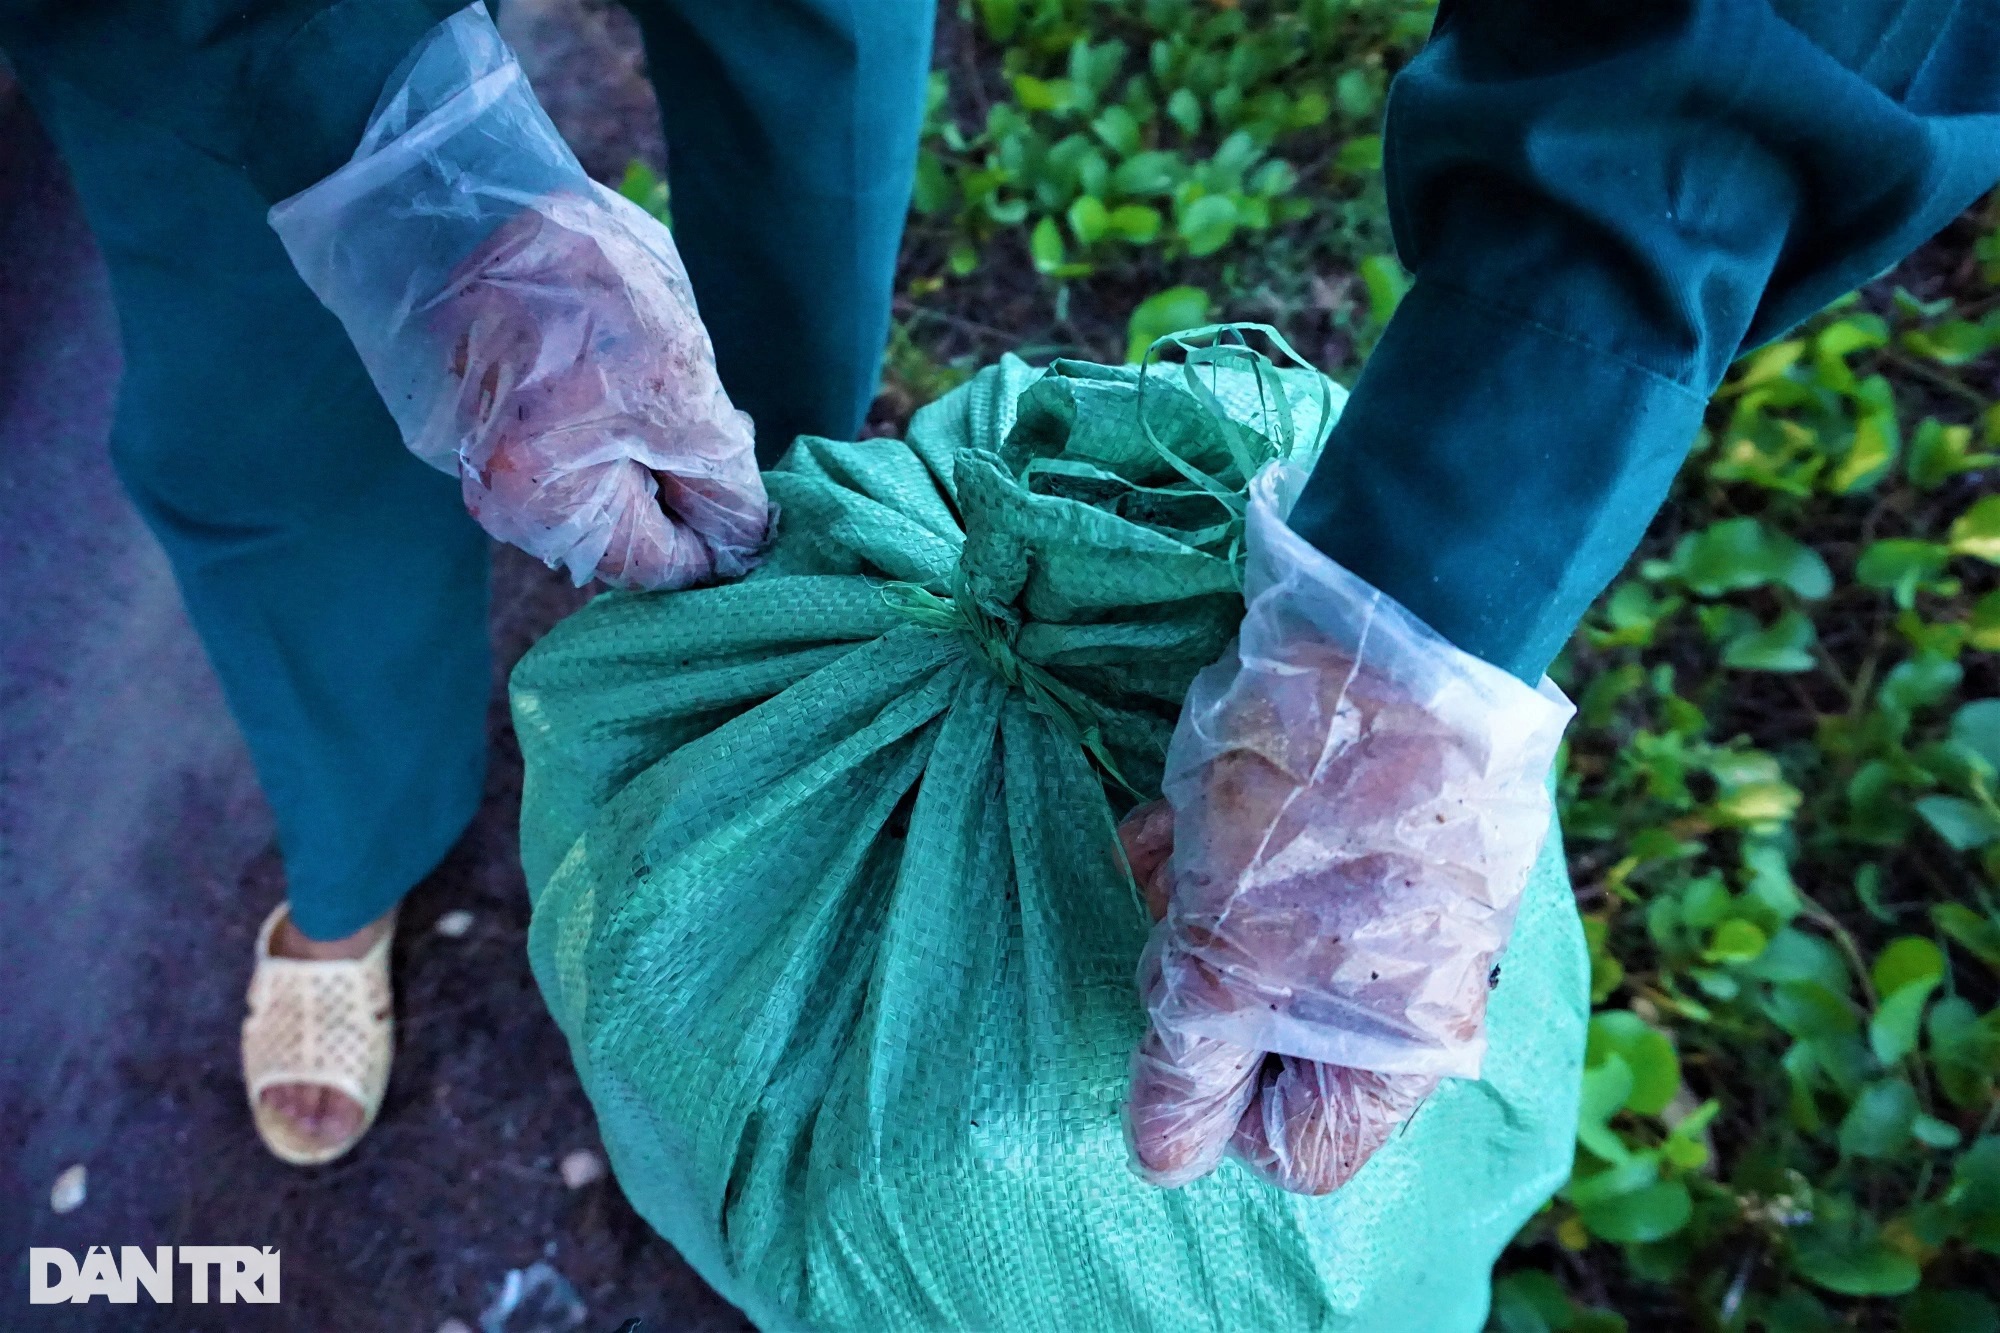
[258,909,395,1155]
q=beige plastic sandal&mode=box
[241,904,395,1166]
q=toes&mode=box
[260,1083,365,1149]
[320,1092,364,1144]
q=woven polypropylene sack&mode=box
[511,354,1589,1332]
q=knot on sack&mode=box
[880,574,1137,796]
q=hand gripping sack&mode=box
[511,351,1590,1332]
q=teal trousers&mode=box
[4,0,932,938]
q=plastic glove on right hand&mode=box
[1122,466,1573,1195]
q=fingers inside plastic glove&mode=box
[1124,928,1265,1188]
[1229,1057,1439,1196]
[440,198,766,589]
[269,7,771,593]
[1117,799,1176,922]
[1125,1021,1264,1188]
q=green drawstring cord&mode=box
[880,573,1142,799]
[1134,321,1335,582]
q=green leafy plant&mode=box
[1526,247,2000,1327]
[894,0,1434,371]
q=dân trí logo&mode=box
[28,1246,280,1304]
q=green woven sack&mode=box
[511,349,1589,1332]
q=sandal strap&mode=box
[243,907,394,1115]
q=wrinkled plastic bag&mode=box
[511,349,1590,1331]
[268,4,766,589]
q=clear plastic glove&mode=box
[1123,465,1572,1194]
[268,4,767,589]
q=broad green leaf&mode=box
[1872,936,1947,996]
[1783,1042,1825,1133]
[1661,1098,1720,1170]
[1012,73,1074,113]
[1730,339,1805,392]
[616,161,672,225]
[1335,135,1383,173]
[1582,915,1626,1004]
[1971,589,2000,650]
[1090,105,1141,156]
[978,0,1021,41]
[911,151,953,216]
[1747,928,1851,993]
[1290,90,1332,129]
[1490,1271,1564,1333]
[1930,997,2000,1109]
[1111,150,1183,197]
[1741,842,1805,925]
[1577,1179,1692,1244]
[1815,314,1889,359]
[1711,778,1802,829]
[1666,518,1833,599]
[1333,66,1380,116]
[1933,902,2000,971]
[1124,286,1211,365]
[1358,253,1410,326]
[1815,1032,1875,1096]
[1764,981,1861,1041]
[1870,978,1940,1065]
[1879,653,1964,725]
[1721,609,1817,672]
[1950,698,2000,770]
[1176,194,1238,256]
[1029,215,1067,272]
[1950,494,2000,562]
[1829,410,1898,493]
[1166,87,1203,137]
[1589,582,1681,649]
[1577,660,1643,726]
[1794,1237,1921,1297]
[1916,795,2000,850]
[1066,195,1110,246]
[1856,539,1952,609]
[1908,418,1999,489]
[1576,1053,1635,1163]
[1758,1287,1835,1333]
[1854,863,1895,923]
[1703,918,1769,965]
[1902,316,2000,364]
[1838,1078,1918,1158]
[1106,203,1162,243]
[1890,286,1956,319]
[1947,1136,2000,1251]
[1248,159,1297,198]
[1841,760,1902,844]
[1567,1152,1660,1207]
[1586,1012,1681,1116]
[1912,1114,1964,1149]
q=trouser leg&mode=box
[12,69,492,941]
[619,0,934,461]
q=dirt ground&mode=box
[1,3,759,1329]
